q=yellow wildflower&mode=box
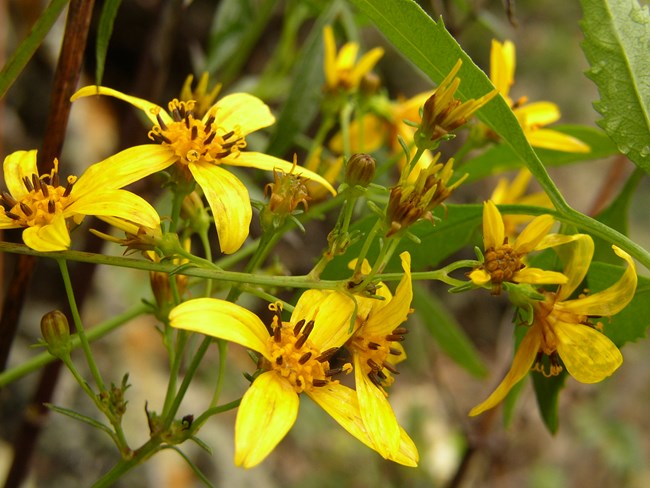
[0,149,160,252]
[490,40,590,153]
[169,293,418,468]
[323,25,384,93]
[469,200,568,294]
[179,72,221,118]
[470,238,637,416]
[348,252,416,461]
[72,86,335,254]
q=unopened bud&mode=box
[345,153,376,188]
[40,310,71,357]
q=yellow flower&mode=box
[323,25,384,93]
[490,168,552,239]
[303,147,344,200]
[72,86,335,254]
[0,149,160,251]
[169,292,417,468]
[490,40,590,153]
[179,72,221,119]
[348,252,417,462]
[469,200,568,293]
[470,238,637,416]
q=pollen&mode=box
[148,99,247,166]
[483,243,524,285]
[1,160,73,228]
[265,303,338,394]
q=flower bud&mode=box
[345,153,376,188]
[40,310,71,357]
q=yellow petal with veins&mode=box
[211,93,275,136]
[482,200,505,250]
[22,214,71,251]
[169,297,270,359]
[66,189,160,229]
[525,128,591,153]
[235,372,299,468]
[71,85,168,125]
[513,214,554,253]
[3,150,38,200]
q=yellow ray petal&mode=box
[73,145,176,198]
[526,128,591,153]
[293,290,357,350]
[66,189,160,229]
[350,47,384,86]
[323,25,337,89]
[390,427,419,467]
[71,86,167,125]
[516,101,561,127]
[354,354,401,457]
[557,246,636,316]
[169,297,270,358]
[189,162,252,254]
[212,93,275,136]
[554,321,622,383]
[364,252,412,336]
[226,152,336,196]
[469,326,541,416]
[3,150,38,200]
[468,268,491,286]
[337,42,360,71]
[235,372,299,468]
[490,39,515,98]
[483,200,505,249]
[22,214,71,251]
[329,114,387,154]
[556,234,594,301]
[513,267,568,285]
[513,214,554,253]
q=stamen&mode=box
[275,356,283,365]
[23,176,34,192]
[48,200,56,213]
[368,372,382,386]
[172,108,182,121]
[367,358,381,371]
[385,334,405,342]
[32,174,42,193]
[325,367,342,377]
[273,325,282,343]
[293,318,306,336]
[222,130,235,141]
[156,113,168,131]
[215,151,232,158]
[191,125,198,140]
[312,379,328,387]
[221,139,241,150]
[204,115,215,127]
[204,131,216,145]
[2,192,17,207]
[52,172,59,187]
[184,118,191,129]
[63,180,75,198]
[298,352,312,364]
[367,341,381,350]
[382,361,399,374]
[392,327,408,335]
[294,320,315,349]
[376,370,388,380]
[315,347,338,362]
[19,202,33,216]
[40,181,49,197]
[388,347,402,356]
[5,211,20,220]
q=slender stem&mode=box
[57,258,105,391]
[92,438,163,488]
[0,303,149,387]
[161,329,189,418]
[208,340,228,408]
[340,101,353,159]
[353,218,382,275]
[193,398,241,430]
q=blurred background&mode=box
[1,0,649,487]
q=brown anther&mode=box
[172,108,182,121]
[325,367,342,377]
[298,352,312,364]
[63,181,75,198]
[215,151,231,159]
[222,130,235,140]
[48,200,56,213]
[40,181,49,197]
[18,202,32,216]
[31,174,42,192]
[388,347,402,356]
[295,378,302,387]
[382,361,400,374]
[2,192,17,207]
[5,211,20,220]
[367,341,381,350]
[367,358,381,371]
[221,139,241,150]
[368,372,381,386]
[204,131,216,145]
[204,115,215,127]
[385,334,405,342]
[293,318,306,336]
[184,118,191,129]
[273,326,282,343]
[156,113,168,131]
[275,356,283,365]
[23,176,34,192]
[376,370,388,380]
[52,172,59,187]
[315,347,338,362]
[392,327,408,335]
[191,125,198,140]
[312,379,328,387]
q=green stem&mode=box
[340,101,354,159]
[57,258,105,391]
[92,438,163,488]
[353,218,382,275]
[0,303,148,387]
[208,340,228,408]
[161,329,189,418]
[192,398,241,430]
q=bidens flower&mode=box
[323,25,384,93]
[470,238,637,416]
[490,40,589,153]
[349,252,415,460]
[71,86,335,254]
[0,149,160,251]
[469,200,568,294]
[169,292,417,468]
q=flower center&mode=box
[265,304,343,394]
[148,99,246,166]
[1,161,75,228]
[483,243,523,284]
[351,326,407,394]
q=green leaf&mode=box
[45,403,115,437]
[580,0,650,172]
[460,125,620,183]
[266,0,346,156]
[0,0,69,99]
[532,370,567,434]
[347,0,569,210]
[412,283,487,377]
[95,0,122,86]
[592,168,644,263]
